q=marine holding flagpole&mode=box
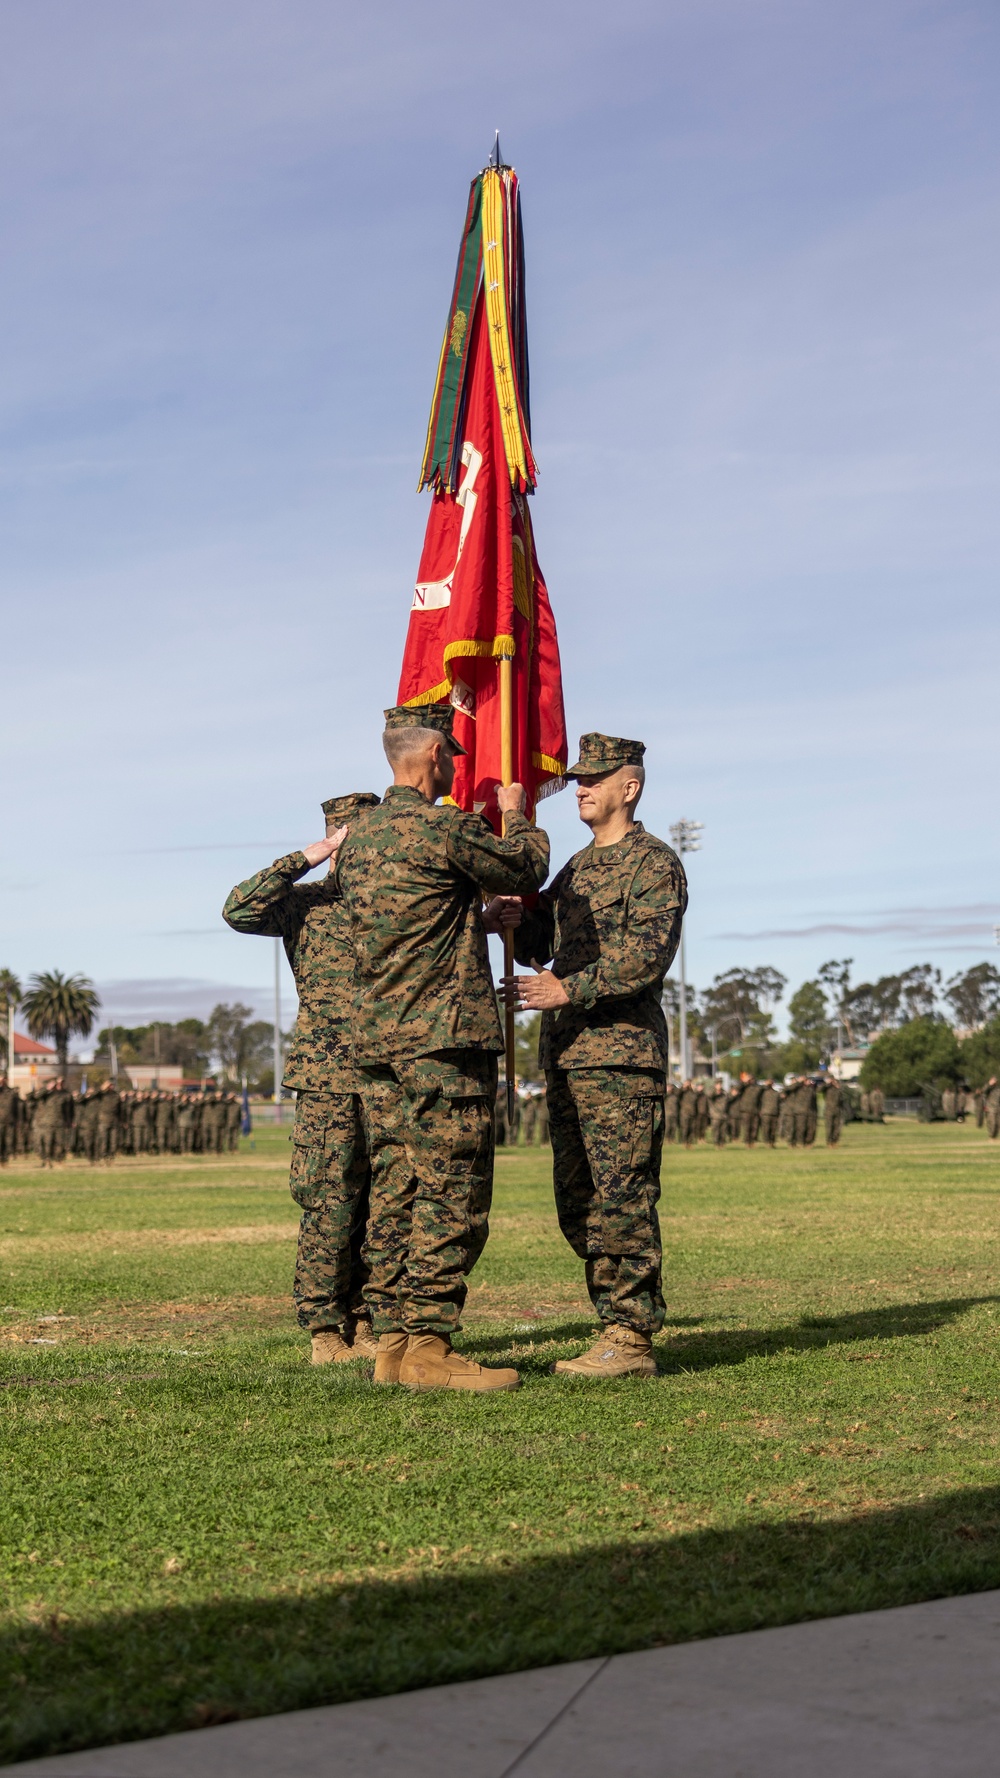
[396,142,569,1118]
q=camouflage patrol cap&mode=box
[565,732,646,777]
[382,701,467,756]
[321,791,381,834]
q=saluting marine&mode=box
[224,790,384,1363]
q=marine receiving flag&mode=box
[397,150,567,832]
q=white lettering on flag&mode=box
[412,442,483,611]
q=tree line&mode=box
[8,960,1000,1101]
[0,969,283,1093]
[659,959,1000,1090]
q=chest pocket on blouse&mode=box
[557,880,623,970]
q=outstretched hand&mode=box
[501,963,571,1010]
[302,825,348,870]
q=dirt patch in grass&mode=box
[1,1296,294,1347]
[0,1225,296,1258]
[462,1279,588,1322]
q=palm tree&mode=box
[0,970,21,1073]
[21,971,100,1072]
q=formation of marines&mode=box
[664,1074,855,1148]
[0,1079,242,1167]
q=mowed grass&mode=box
[3,1121,1000,1762]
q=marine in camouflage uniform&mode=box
[708,1082,729,1145]
[225,1094,242,1151]
[796,1078,818,1146]
[198,1092,221,1155]
[223,790,383,1363]
[176,1092,199,1153]
[0,1077,19,1165]
[77,1089,101,1163]
[726,1085,742,1142]
[823,1076,844,1145]
[33,1078,74,1167]
[757,1080,781,1147]
[678,1081,699,1147]
[513,733,687,1379]
[737,1074,761,1146]
[335,704,549,1392]
[95,1081,121,1162]
[154,1091,177,1155]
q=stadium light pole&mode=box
[670,820,704,1081]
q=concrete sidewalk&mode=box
[14,1588,1000,1776]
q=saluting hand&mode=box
[302,825,348,870]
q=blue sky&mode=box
[3,0,998,1034]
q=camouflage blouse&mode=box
[335,785,550,1064]
[513,822,687,1072]
[222,853,359,1094]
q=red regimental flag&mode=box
[397,165,567,829]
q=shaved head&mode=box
[382,724,441,767]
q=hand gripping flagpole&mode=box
[500,654,517,1125]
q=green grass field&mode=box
[3,1120,1000,1763]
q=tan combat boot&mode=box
[349,1318,380,1361]
[311,1329,353,1365]
[553,1324,658,1379]
[373,1331,409,1386]
[399,1333,521,1393]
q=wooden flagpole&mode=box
[499,655,517,1124]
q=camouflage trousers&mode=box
[758,1113,778,1147]
[96,1123,119,1160]
[289,1091,370,1333]
[790,1111,817,1147]
[825,1110,843,1146]
[547,1066,666,1335]
[709,1112,728,1146]
[33,1122,66,1164]
[739,1112,758,1147]
[358,1050,497,1336]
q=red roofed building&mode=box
[10,1031,59,1094]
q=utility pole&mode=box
[273,937,283,1124]
[669,820,704,1081]
[5,994,14,1076]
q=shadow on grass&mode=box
[464,1295,1000,1371]
[5,1487,1000,1764]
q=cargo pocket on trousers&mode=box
[628,1091,664,1172]
[289,1101,332,1210]
[446,1095,493,1180]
